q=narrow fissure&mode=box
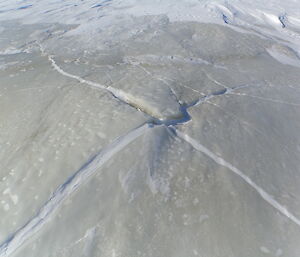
[40,44,254,127]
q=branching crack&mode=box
[229,92,300,107]
[2,43,297,257]
[39,43,259,126]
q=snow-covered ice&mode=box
[0,0,300,256]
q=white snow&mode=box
[0,0,300,54]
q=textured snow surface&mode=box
[0,1,300,257]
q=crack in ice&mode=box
[40,44,251,125]
[2,44,294,256]
[39,45,180,121]
[0,77,254,256]
[175,130,300,228]
[0,123,153,257]
[229,92,300,107]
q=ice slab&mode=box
[10,126,300,257]
[0,31,148,246]
[0,5,300,257]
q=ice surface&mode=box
[1,0,300,256]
